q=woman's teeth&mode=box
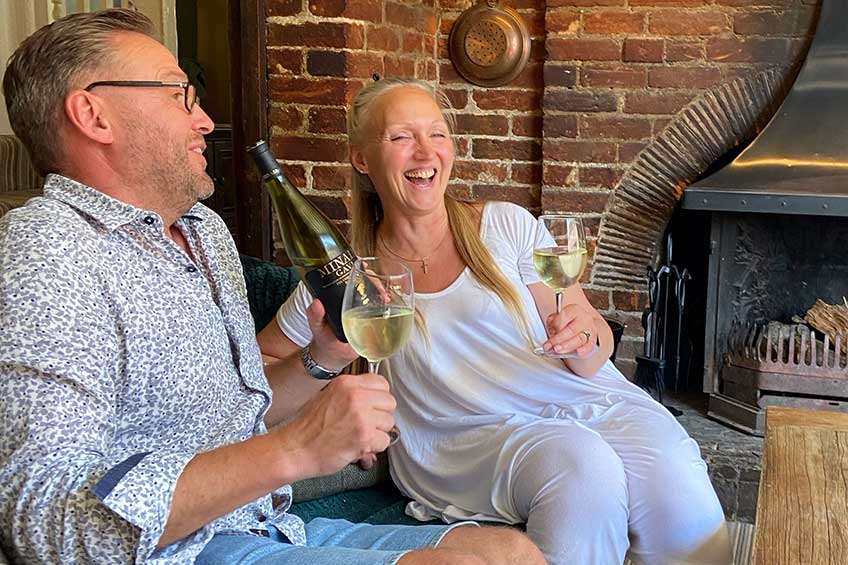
[405,169,436,182]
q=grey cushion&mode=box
[291,453,390,503]
[0,135,41,194]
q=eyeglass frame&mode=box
[83,80,198,113]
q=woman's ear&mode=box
[64,89,114,145]
[350,147,368,175]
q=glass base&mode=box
[533,343,599,360]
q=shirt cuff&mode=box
[94,450,213,561]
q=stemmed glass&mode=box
[341,257,414,445]
[532,215,588,358]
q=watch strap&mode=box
[300,345,342,380]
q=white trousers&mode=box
[495,400,732,565]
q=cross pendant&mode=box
[422,258,429,274]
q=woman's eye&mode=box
[390,135,410,142]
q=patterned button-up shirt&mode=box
[0,175,306,564]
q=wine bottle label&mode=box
[304,249,356,343]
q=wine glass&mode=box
[532,215,589,358]
[341,257,414,445]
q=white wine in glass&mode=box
[342,257,414,445]
[533,215,588,358]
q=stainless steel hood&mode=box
[683,0,848,217]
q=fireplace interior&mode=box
[680,0,848,434]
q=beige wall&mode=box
[0,0,176,135]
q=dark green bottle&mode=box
[248,140,354,342]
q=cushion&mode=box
[239,254,300,331]
[0,135,41,194]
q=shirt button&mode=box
[186,265,197,273]
[143,216,155,225]
[258,515,267,522]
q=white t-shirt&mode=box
[277,201,653,523]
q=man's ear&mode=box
[350,147,368,175]
[64,89,114,145]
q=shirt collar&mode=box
[43,173,207,231]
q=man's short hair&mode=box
[2,9,156,175]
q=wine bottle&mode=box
[247,140,354,342]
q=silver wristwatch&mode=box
[300,345,342,380]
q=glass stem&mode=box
[368,360,381,373]
[555,291,563,313]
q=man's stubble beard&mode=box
[124,119,214,216]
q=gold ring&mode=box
[581,330,592,342]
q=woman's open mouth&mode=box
[404,168,437,187]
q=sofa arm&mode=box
[291,452,390,503]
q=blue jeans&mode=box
[195,518,469,565]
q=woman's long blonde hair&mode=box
[347,78,533,344]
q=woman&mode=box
[259,78,731,565]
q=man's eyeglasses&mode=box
[84,81,198,113]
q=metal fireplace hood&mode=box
[683,0,848,218]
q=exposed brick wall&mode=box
[263,0,819,373]
[542,0,818,375]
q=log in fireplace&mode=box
[681,0,848,435]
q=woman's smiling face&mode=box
[351,86,455,218]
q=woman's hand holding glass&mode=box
[533,215,596,359]
[342,257,414,446]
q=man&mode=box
[0,9,545,565]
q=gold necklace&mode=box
[378,230,451,274]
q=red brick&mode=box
[546,38,621,61]
[268,22,364,49]
[523,9,548,37]
[584,11,645,34]
[543,114,578,138]
[613,290,648,311]
[547,9,580,33]
[281,164,306,188]
[269,105,303,132]
[579,116,652,140]
[367,26,400,51]
[623,38,664,63]
[547,0,625,5]
[402,31,423,52]
[619,141,648,162]
[269,76,352,105]
[453,161,509,183]
[648,66,722,88]
[439,61,464,84]
[544,139,617,163]
[268,0,302,16]
[440,13,457,35]
[446,183,472,201]
[580,66,647,88]
[624,92,694,114]
[733,9,816,36]
[473,184,536,208]
[312,165,352,191]
[271,136,348,163]
[473,89,543,112]
[542,164,577,186]
[384,56,416,78]
[715,0,791,6]
[544,90,618,112]
[267,48,302,75]
[648,11,730,36]
[706,37,791,63]
[308,107,347,134]
[585,289,611,311]
[579,166,624,188]
[454,114,509,136]
[307,50,346,77]
[510,62,545,90]
[511,163,543,185]
[346,51,384,79]
[544,64,577,87]
[309,0,382,22]
[387,3,437,34]
[444,89,468,111]
[666,41,704,62]
[473,139,542,161]
[630,0,707,5]
[512,115,543,138]
[541,190,609,214]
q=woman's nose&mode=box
[414,137,434,158]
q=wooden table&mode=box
[752,406,848,564]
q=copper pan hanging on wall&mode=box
[448,0,531,88]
